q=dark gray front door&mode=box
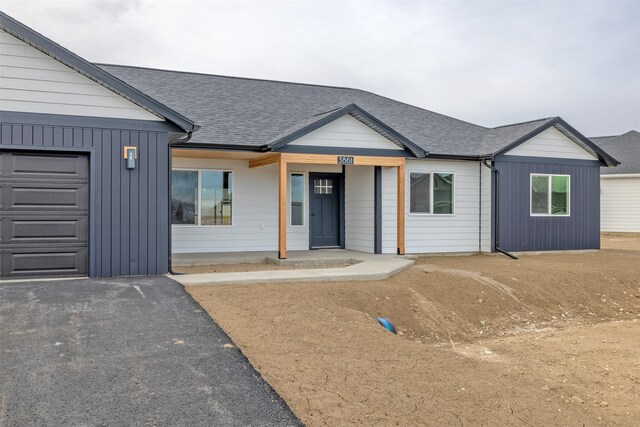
[309,173,341,248]
[0,150,89,278]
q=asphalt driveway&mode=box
[0,276,300,426]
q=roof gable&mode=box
[505,127,598,160]
[286,114,406,151]
[268,104,426,157]
[0,12,197,132]
[0,29,161,121]
[492,117,618,166]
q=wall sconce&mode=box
[123,146,137,170]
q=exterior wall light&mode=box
[124,146,137,170]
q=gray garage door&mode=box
[0,150,88,278]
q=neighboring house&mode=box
[0,13,619,279]
[592,130,640,232]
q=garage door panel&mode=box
[2,247,88,278]
[4,151,88,180]
[0,150,88,278]
[5,216,88,245]
[5,182,88,211]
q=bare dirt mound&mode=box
[323,251,639,345]
[188,250,640,426]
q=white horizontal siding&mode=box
[505,127,597,160]
[600,176,640,232]
[480,163,492,252]
[0,29,161,121]
[171,157,342,253]
[405,159,482,253]
[345,166,374,253]
[172,156,489,255]
[381,167,398,254]
[288,115,404,150]
[171,158,278,253]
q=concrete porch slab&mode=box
[170,250,414,286]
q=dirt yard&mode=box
[174,261,351,274]
[188,243,640,425]
[602,232,640,251]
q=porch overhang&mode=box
[249,152,406,259]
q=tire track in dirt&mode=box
[416,264,532,308]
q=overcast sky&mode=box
[3,0,639,136]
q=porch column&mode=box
[278,157,287,259]
[397,160,405,255]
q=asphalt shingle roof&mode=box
[97,64,613,162]
[99,64,491,155]
[592,130,640,174]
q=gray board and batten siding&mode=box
[493,155,601,252]
[0,112,177,278]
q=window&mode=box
[171,170,198,224]
[201,171,233,225]
[171,169,233,225]
[433,173,454,214]
[290,173,304,226]
[409,172,454,215]
[410,172,430,213]
[314,179,333,194]
[530,174,569,216]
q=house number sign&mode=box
[337,156,354,165]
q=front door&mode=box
[309,173,341,248]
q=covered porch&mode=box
[249,152,406,259]
[171,149,407,260]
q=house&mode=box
[592,130,640,232]
[0,12,619,279]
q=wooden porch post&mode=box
[278,157,287,259]
[397,160,405,255]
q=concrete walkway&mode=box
[171,250,414,286]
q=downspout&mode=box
[481,159,519,260]
[167,131,193,274]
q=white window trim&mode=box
[171,168,235,227]
[408,171,456,216]
[289,172,305,227]
[529,173,571,217]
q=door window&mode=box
[314,179,333,194]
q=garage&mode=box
[1,13,196,278]
[0,150,88,278]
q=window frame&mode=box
[408,171,456,216]
[171,168,235,227]
[529,173,570,217]
[289,172,306,227]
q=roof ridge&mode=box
[591,134,618,139]
[592,130,640,144]
[491,116,556,129]
[360,91,487,130]
[96,63,364,92]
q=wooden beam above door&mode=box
[279,153,404,167]
[248,153,281,168]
